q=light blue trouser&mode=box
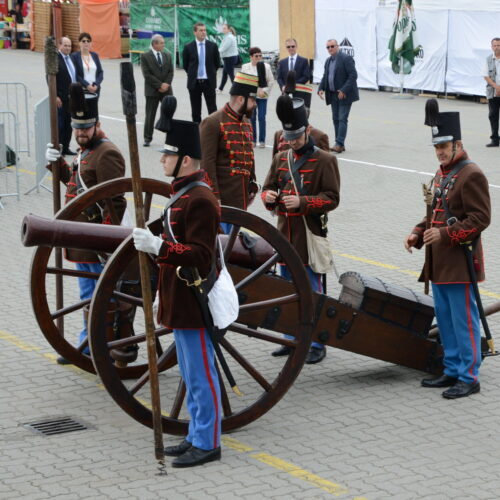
[432,283,481,384]
[280,264,324,349]
[75,262,104,353]
[174,328,222,450]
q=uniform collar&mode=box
[172,170,206,193]
[224,103,243,121]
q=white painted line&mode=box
[338,157,500,190]
[100,114,144,125]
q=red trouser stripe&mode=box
[465,283,478,384]
[199,329,220,447]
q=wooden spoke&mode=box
[47,267,101,280]
[239,293,299,313]
[235,253,281,291]
[51,298,91,320]
[104,198,121,225]
[77,336,89,354]
[223,224,241,261]
[143,192,153,222]
[229,324,298,347]
[106,328,171,350]
[220,338,271,391]
[215,361,232,417]
[112,290,144,307]
[155,336,164,356]
[129,368,150,396]
[169,379,186,419]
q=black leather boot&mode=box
[421,374,457,388]
[442,381,480,399]
[164,439,192,457]
[272,346,291,357]
[171,446,221,468]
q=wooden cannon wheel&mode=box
[89,207,315,434]
[30,177,172,378]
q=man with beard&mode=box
[200,72,259,232]
[405,99,490,399]
[45,83,126,364]
[262,95,340,364]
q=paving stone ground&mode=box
[1,49,500,499]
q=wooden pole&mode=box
[119,62,165,469]
[422,181,433,295]
[45,35,64,336]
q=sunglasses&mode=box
[286,45,296,48]
[326,45,337,49]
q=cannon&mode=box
[23,177,496,435]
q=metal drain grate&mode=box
[23,417,89,436]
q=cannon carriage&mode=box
[23,177,496,435]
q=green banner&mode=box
[130,37,175,65]
[130,1,175,32]
[175,1,248,5]
[177,7,250,66]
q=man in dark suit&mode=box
[55,37,77,155]
[140,34,174,147]
[276,39,311,91]
[318,39,359,153]
[182,22,221,123]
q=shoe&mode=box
[143,141,150,147]
[442,381,480,399]
[171,446,221,468]
[421,374,457,388]
[305,346,326,364]
[331,145,345,153]
[62,149,77,156]
[258,142,266,148]
[164,439,192,457]
[486,141,499,147]
[272,345,291,357]
[56,356,72,365]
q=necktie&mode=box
[289,57,294,71]
[156,52,162,67]
[65,55,75,82]
[198,43,205,78]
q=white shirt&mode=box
[60,51,76,82]
[81,53,97,85]
[289,56,296,70]
[196,40,207,79]
[483,56,500,85]
[152,47,163,65]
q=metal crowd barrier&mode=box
[0,111,21,209]
[0,82,31,156]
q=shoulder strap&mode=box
[163,181,209,214]
[281,147,316,195]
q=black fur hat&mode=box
[424,98,461,144]
[155,96,177,133]
[256,61,267,88]
[276,95,308,140]
[69,83,98,129]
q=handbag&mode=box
[287,150,333,274]
[207,236,239,329]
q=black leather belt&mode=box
[197,79,208,83]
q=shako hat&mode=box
[155,96,202,159]
[424,98,461,145]
[284,70,313,108]
[276,94,309,140]
[69,83,98,129]
[230,72,259,98]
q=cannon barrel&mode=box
[22,214,133,254]
[21,214,276,268]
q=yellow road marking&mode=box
[333,250,500,300]
[1,328,362,498]
[251,453,349,496]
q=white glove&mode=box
[132,228,163,255]
[46,143,61,162]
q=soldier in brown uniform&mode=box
[405,100,491,399]
[46,84,126,364]
[272,71,330,156]
[262,95,340,364]
[200,72,259,232]
[133,97,222,467]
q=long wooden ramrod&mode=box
[422,180,433,295]
[45,36,64,336]
[120,62,165,468]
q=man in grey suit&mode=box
[318,39,359,153]
[140,34,174,147]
